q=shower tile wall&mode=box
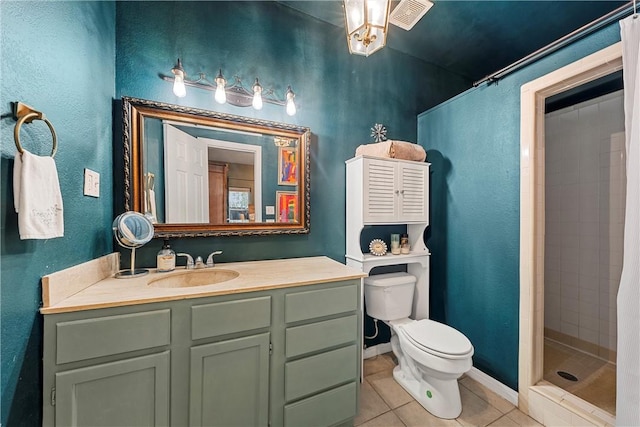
[544,90,625,359]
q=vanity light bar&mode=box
[161,59,297,116]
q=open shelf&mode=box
[347,250,429,265]
[345,156,431,319]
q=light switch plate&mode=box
[266,206,275,215]
[84,168,100,197]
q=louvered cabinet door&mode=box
[397,162,429,222]
[361,158,429,224]
[363,158,397,223]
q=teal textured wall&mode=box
[114,1,470,266]
[0,2,467,424]
[417,23,621,389]
[0,2,115,424]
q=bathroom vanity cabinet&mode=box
[48,307,172,426]
[345,155,431,319]
[42,280,361,427]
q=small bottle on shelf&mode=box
[390,233,401,255]
[156,239,176,272]
[400,233,410,254]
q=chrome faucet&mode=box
[194,256,206,269]
[206,251,223,267]
[176,251,222,269]
[177,253,195,269]
[176,251,222,270]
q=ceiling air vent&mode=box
[389,0,434,31]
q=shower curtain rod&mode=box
[473,1,635,87]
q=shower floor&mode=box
[543,338,616,415]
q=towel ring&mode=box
[13,102,58,158]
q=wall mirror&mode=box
[122,96,310,237]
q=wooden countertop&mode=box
[41,256,366,314]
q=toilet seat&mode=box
[397,319,473,360]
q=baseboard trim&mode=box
[467,367,518,406]
[363,343,393,359]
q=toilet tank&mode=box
[364,272,416,321]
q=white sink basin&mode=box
[148,269,239,288]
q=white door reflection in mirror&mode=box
[163,124,209,223]
[161,125,263,224]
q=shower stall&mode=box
[542,81,625,415]
[518,43,635,426]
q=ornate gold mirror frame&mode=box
[122,96,310,237]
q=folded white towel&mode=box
[355,140,427,162]
[13,150,64,240]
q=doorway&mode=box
[519,42,623,425]
[542,79,624,415]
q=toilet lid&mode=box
[400,319,473,357]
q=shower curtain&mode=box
[616,14,639,427]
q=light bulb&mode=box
[286,98,296,116]
[214,69,226,104]
[173,75,186,98]
[215,84,226,104]
[252,78,263,110]
[286,86,296,116]
[253,92,263,110]
[171,59,187,98]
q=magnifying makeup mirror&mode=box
[113,211,154,278]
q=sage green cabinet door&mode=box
[55,351,170,427]
[190,333,270,427]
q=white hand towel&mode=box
[13,150,64,239]
[148,188,157,223]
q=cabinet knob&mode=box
[395,190,400,195]
[400,190,405,195]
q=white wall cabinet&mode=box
[358,157,429,224]
[345,155,431,320]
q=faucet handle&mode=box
[177,253,195,269]
[206,251,223,267]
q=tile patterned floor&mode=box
[356,353,542,427]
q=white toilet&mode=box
[364,272,474,419]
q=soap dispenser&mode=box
[156,239,176,272]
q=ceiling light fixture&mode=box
[162,59,297,115]
[343,0,391,56]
